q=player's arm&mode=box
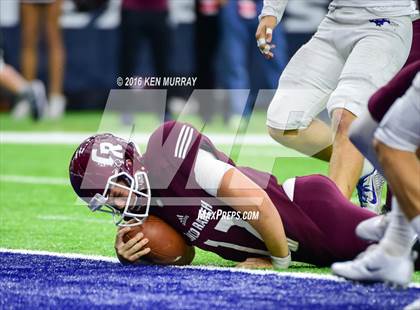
[218,168,290,268]
[194,149,291,269]
[256,0,288,59]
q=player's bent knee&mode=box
[267,126,287,143]
[267,126,300,147]
[267,126,284,140]
[266,100,312,132]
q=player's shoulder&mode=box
[145,121,201,164]
[148,121,199,152]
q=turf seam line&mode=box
[2,248,420,288]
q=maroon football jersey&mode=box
[143,121,374,266]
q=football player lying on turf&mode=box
[69,121,375,269]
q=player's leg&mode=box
[349,24,420,179]
[45,0,66,119]
[351,21,420,208]
[328,108,363,198]
[349,65,420,212]
[374,74,420,222]
[360,69,420,236]
[266,34,343,161]
[20,2,41,81]
[292,175,375,262]
[329,110,381,205]
[326,16,412,199]
[332,74,420,286]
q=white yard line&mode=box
[0,131,280,146]
[36,215,111,224]
[1,248,419,288]
[0,175,68,185]
[0,248,119,263]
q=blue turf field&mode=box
[1,251,419,309]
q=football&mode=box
[122,215,194,265]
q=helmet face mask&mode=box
[88,171,151,226]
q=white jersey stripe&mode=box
[181,127,194,159]
[177,126,191,158]
[282,178,296,202]
[174,124,187,158]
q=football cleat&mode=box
[332,245,415,287]
[356,214,418,245]
[356,168,385,213]
[356,214,389,242]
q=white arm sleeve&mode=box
[194,148,234,197]
[259,0,288,24]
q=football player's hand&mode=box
[255,15,277,59]
[236,257,273,269]
[115,226,151,264]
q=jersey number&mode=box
[91,142,123,166]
